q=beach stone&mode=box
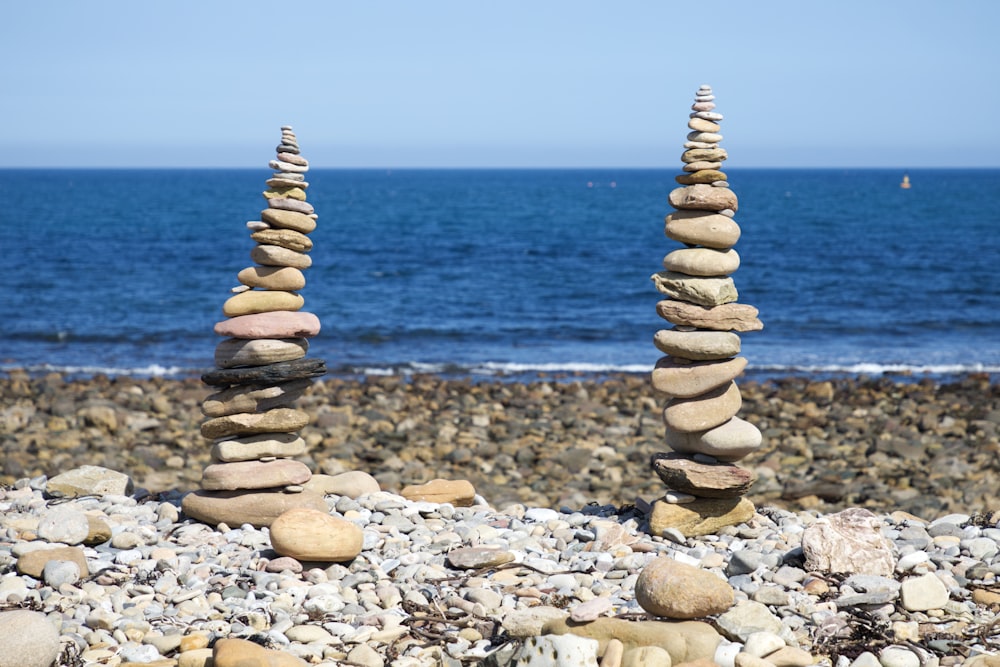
[683,161,723,172]
[714,601,783,643]
[663,248,740,277]
[665,417,763,462]
[213,637,308,667]
[669,185,738,212]
[654,329,741,361]
[543,618,721,664]
[251,228,312,253]
[623,646,672,667]
[652,356,747,398]
[346,644,383,667]
[46,465,133,497]
[43,559,80,586]
[603,640,626,667]
[656,301,762,332]
[223,290,304,317]
[447,546,516,569]
[211,433,308,462]
[570,597,613,622]
[251,244,312,269]
[270,508,363,562]
[201,408,310,439]
[743,631,785,658]
[802,508,897,576]
[765,647,813,667]
[648,497,755,537]
[688,118,720,133]
[214,337,308,368]
[900,572,950,611]
[687,131,722,143]
[879,647,920,667]
[236,266,306,291]
[268,197,313,214]
[17,546,89,578]
[401,479,476,506]
[181,489,328,528]
[84,515,113,545]
[260,208,317,234]
[635,555,734,619]
[0,610,61,667]
[202,358,327,387]
[681,148,728,164]
[662,382,742,432]
[503,607,570,637]
[263,186,307,200]
[268,159,309,174]
[276,153,309,167]
[651,453,755,498]
[200,459,312,491]
[652,272,738,307]
[302,471,381,497]
[37,507,89,545]
[202,379,312,417]
[512,634,599,666]
[675,170,727,185]
[266,177,309,190]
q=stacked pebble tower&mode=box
[182,126,329,528]
[647,86,764,536]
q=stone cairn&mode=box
[182,126,330,528]
[647,85,764,537]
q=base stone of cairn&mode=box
[182,127,329,529]
[647,86,762,538]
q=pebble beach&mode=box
[2,370,1000,667]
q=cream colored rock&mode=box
[663,248,739,277]
[269,508,363,562]
[223,290,304,317]
[237,265,305,290]
[801,508,897,576]
[665,417,763,462]
[652,356,747,398]
[675,169,727,185]
[260,208,317,234]
[214,337,308,368]
[652,272,738,307]
[211,433,307,462]
[662,382,742,433]
[668,185,738,212]
[636,556,734,619]
[201,408,310,439]
[181,489,327,528]
[251,244,312,269]
[202,379,312,418]
[213,637,309,667]
[251,228,312,253]
[542,617,721,664]
[654,329,741,361]
[648,497,756,537]
[656,300,762,332]
[688,118,721,133]
[401,479,476,506]
[200,459,312,491]
[664,210,741,249]
[303,471,381,497]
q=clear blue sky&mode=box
[3,2,998,168]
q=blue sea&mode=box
[1,168,998,382]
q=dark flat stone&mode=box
[202,358,326,387]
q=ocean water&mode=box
[1,167,998,381]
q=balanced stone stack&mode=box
[647,86,764,537]
[182,127,329,528]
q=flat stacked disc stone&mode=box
[669,185,738,212]
[251,245,313,269]
[214,311,321,339]
[200,407,311,439]
[263,187,307,201]
[651,452,755,498]
[268,198,314,214]
[653,329,741,360]
[202,379,313,418]
[681,148,728,163]
[214,338,308,369]
[665,416,763,462]
[683,161,723,172]
[656,300,762,332]
[652,272,738,307]
[211,433,308,462]
[663,248,740,277]
[651,356,748,398]
[269,159,309,174]
[250,229,313,253]
[237,266,306,290]
[260,209,317,234]
[181,490,327,529]
[266,177,309,190]
[662,381,742,433]
[664,210,741,249]
[688,118,721,133]
[676,170,727,185]
[201,459,312,491]
[202,358,327,387]
[276,153,308,167]
[223,290,304,317]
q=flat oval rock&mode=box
[202,379,312,417]
[662,381,742,433]
[202,358,327,387]
[652,356,748,398]
[251,228,312,253]
[181,489,327,528]
[669,184,738,212]
[200,408,311,439]
[651,452,756,498]
[656,300,762,332]
[270,508,363,562]
[653,329,741,361]
[211,433,307,462]
[260,208,316,234]
[268,197,313,214]
[675,170,727,185]
[200,459,312,491]
[663,248,740,277]
[652,272,738,307]
[215,311,320,339]
[665,416,763,462]
[262,186,306,201]
[688,117,720,133]
[214,338,308,369]
[223,290,304,317]
[665,210,741,248]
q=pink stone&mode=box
[215,311,321,339]
[200,459,312,491]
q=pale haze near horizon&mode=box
[2,2,997,169]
